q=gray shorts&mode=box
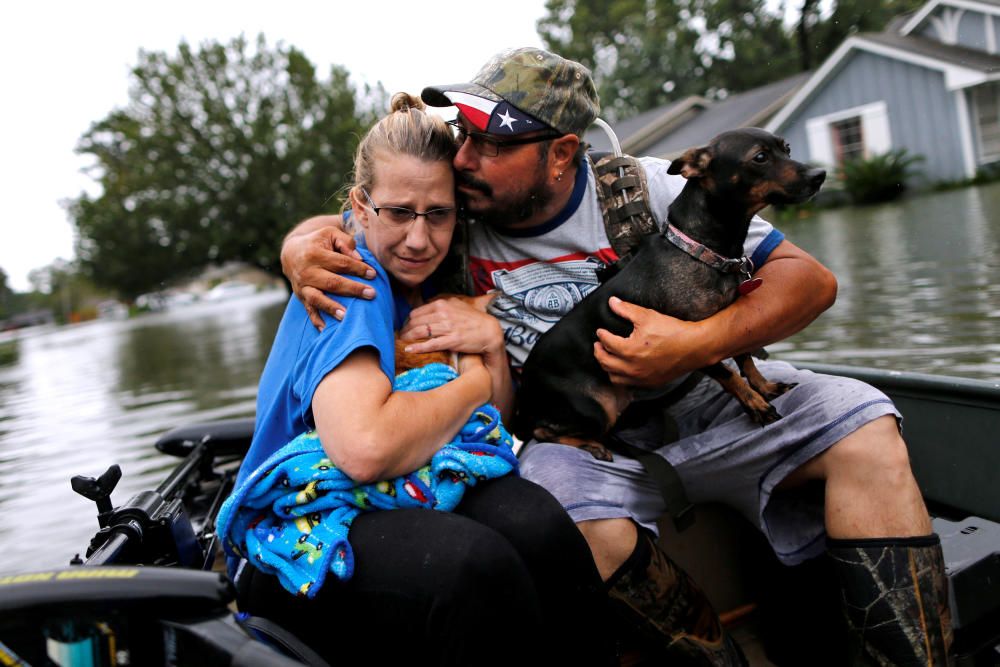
[518,361,900,565]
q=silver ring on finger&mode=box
[426,324,432,338]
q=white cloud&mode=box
[0,0,547,291]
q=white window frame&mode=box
[805,101,892,168]
[971,82,1000,162]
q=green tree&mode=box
[538,0,795,120]
[804,0,924,68]
[70,35,372,301]
[538,0,923,121]
[694,0,800,97]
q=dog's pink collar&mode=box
[664,224,752,275]
[664,224,762,295]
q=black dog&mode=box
[513,128,826,447]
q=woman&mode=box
[228,94,612,667]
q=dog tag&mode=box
[739,278,763,295]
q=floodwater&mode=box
[1,183,999,575]
[770,182,1000,378]
[0,291,286,575]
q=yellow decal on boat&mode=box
[0,640,28,666]
[56,568,140,580]
[0,568,140,586]
[0,572,55,585]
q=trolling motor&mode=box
[71,460,200,568]
[0,418,307,667]
[69,417,255,568]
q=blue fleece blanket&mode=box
[216,363,518,598]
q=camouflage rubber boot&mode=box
[607,529,747,666]
[827,535,953,666]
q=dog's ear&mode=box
[667,146,712,179]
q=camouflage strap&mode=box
[590,153,659,259]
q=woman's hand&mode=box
[280,215,378,330]
[401,294,514,419]
[399,294,503,359]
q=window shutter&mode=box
[862,102,892,155]
[806,117,834,167]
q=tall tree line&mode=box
[70,35,377,301]
[538,0,924,121]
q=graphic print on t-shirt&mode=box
[471,252,613,366]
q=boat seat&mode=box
[156,417,255,458]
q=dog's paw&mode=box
[751,404,783,426]
[578,442,615,462]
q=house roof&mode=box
[865,31,1000,72]
[901,0,1000,36]
[641,72,812,158]
[584,72,808,159]
[584,97,707,154]
[766,31,1000,132]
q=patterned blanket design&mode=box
[216,363,518,598]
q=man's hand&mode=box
[280,216,376,330]
[594,297,708,388]
[593,240,838,388]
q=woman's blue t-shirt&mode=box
[236,246,410,488]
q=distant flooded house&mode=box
[590,0,1000,185]
[768,0,1000,183]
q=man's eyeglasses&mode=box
[447,120,561,158]
[360,188,456,228]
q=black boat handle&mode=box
[71,464,122,518]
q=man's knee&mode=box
[831,415,909,466]
[578,517,638,581]
[812,415,917,494]
[518,442,614,512]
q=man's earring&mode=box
[556,171,564,182]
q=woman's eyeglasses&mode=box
[360,188,456,228]
[447,120,561,158]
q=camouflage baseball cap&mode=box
[422,47,600,137]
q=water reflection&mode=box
[0,291,287,574]
[774,182,1000,378]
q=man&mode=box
[281,48,951,664]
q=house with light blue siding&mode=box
[592,0,1000,186]
[766,0,1000,183]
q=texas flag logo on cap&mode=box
[444,91,545,135]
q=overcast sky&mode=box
[0,1,548,291]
